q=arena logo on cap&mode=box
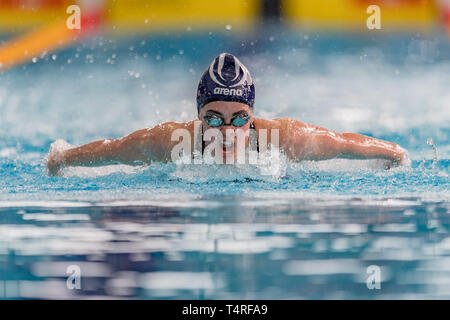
[208,53,253,88]
[213,87,243,96]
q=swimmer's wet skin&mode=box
[46,53,409,176]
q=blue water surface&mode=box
[0,28,449,299]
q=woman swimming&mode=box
[47,53,408,176]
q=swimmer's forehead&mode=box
[200,101,252,117]
[205,110,249,117]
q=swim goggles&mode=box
[203,114,250,127]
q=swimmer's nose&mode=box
[220,126,238,135]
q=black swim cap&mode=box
[196,53,255,113]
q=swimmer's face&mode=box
[198,101,254,162]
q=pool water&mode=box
[0,29,449,299]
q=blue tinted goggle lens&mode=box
[231,116,249,127]
[206,117,223,127]
[205,115,249,127]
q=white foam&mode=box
[0,147,17,157]
[62,164,144,177]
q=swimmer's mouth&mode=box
[221,140,235,155]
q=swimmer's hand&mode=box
[46,139,73,176]
[47,152,64,176]
[383,147,411,170]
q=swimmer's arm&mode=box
[337,132,407,164]
[47,122,188,175]
[283,120,408,165]
[59,131,153,166]
[47,130,157,175]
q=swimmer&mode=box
[47,53,409,176]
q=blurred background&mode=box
[0,0,448,33]
[0,0,448,150]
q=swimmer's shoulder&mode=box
[145,120,198,139]
[132,120,198,161]
[151,120,195,132]
[152,120,200,151]
[253,117,308,131]
[253,117,310,149]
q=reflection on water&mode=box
[1,196,449,299]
